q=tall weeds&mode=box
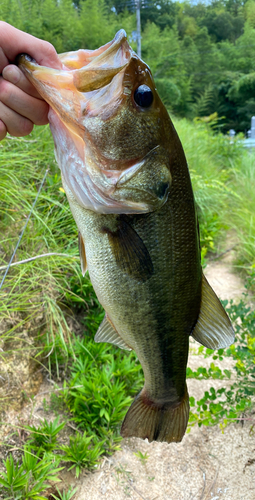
[0,127,81,364]
[174,118,252,267]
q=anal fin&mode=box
[192,273,235,349]
[95,314,132,351]
[78,232,87,276]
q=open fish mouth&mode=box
[18,30,132,126]
[18,31,171,214]
[18,29,131,87]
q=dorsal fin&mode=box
[192,273,235,349]
[78,232,87,276]
[95,314,132,351]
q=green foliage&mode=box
[187,361,232,380]
[1,0,255,130]
[224,148,255,269]
[0,446,62,500]
[192,84,226,127]
[59,432,104,478]
[0,0,117,52]
[78,0,116,50]
[51,486,78,500]
[134,450,149,465]
[189,299,255,429]
[155,79,181,109]
[0,129,81,378]
[25,417,65,455]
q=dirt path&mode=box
[66,247,255,500]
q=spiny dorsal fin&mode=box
[95,314,132,351]
[103,216,154,282]
[192,273,235,349]
[78,232,87,277]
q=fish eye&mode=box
[134,85,153,108]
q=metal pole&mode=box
[251,116,255,139]
[136,0,141,58]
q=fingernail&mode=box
[2,65,21,84]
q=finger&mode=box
[0,77,49,125]
[0,47,9,73]
[0,22,62,69]
[0,119,7,140]
[2,65,43,99]
[0,101,33,137]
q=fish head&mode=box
[18,30,174,214]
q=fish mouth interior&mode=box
[18,29,132,93]
[60,29,129,70]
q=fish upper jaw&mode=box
[18,30,132,134]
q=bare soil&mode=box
[1,242,255,500]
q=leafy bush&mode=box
[189,299,255,429]
[59,432,104,478]
[26,417,65,455]
[0,446,62,500]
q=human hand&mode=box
[0,21,62,140]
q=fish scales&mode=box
[65,179,199,397]
[18,29,235,443]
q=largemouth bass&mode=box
[18,30,234,443]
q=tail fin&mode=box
[121,387,189,443]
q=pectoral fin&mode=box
[95,314,132,351]
[103,216,154,282]
[78,232,87,276]
[192,273,235,349]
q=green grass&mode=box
[173,117,255,272]
[0,127,81,373]
[227,151,255,282]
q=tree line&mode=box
[1,0,255,133]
